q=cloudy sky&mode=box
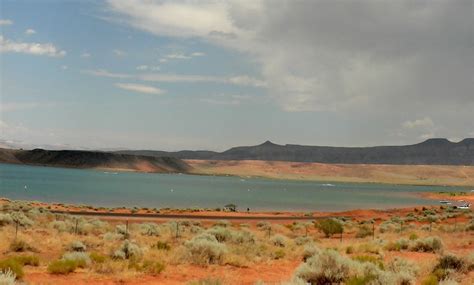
[0,0,472,151]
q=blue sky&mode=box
[1,1,472,150]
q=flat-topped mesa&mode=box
[417,138,454,146]
[458,138,474,146]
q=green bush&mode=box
[11,255,39,267]
[153,241,171,251]
[0,259,24,279]
[271,234,288,247]
[206,227,232,243]
[61,252,90,268]
[89,252,106,264]
[139,223,160,236]
[295,250,351,284]
[317,219,343,238]
[410,236,443,253]
[421,274,439,285]
[47,259,78,275]
[140,260,165,275]
[184,234,227,265]
[355,226,372,238]
[352,255,384,269]
[112,240,143,260]
[9,240,34,253]
[69,241,87,252]
[272,249,285,260]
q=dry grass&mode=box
[187,159,474,186]
[0,200,472,284]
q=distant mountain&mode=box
[0,148,190,173]
[117,138,474,165]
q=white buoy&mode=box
[24,185,27,190]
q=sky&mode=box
[0,0,473,151]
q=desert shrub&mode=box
[0,259,23,279]
[49,220,73,232]
[385,238,409,251]
[184,234,227,265]
[61,252,90,268]
[410,236,443,252]
[9,240,34,253]
[409,233,419,240]
[190,225,204,234]
[213,220,231,228]
[316,219,343,238]
[11,255,39,267]
[434,254,465,272]
[0,214,13,226]
[112,240,143,260]
[257,221,271,230]
[271,234,288,247]
[352,255,384,269]
[206,227,232,243]
[139,223,160,236]
[187,278,223,285]
[9,212,33,227]
[89,252,106,264]
[302,244,320,262]
[103,232,123,241]
[421,274,439,285]
[438,279,458,285]
[47,259,77,275]
[140,260,165,275]
[153,241,171,251]
[379,221,396,233]
[355,226,372,238]
[232,230,255,244]
[272,249,286,260]
[295,250,351,284]
[346,246,354,254]
[0,269,16,285]
[69,241,87,252]
[114,224,131,239]
[294,236,312,246]
[386,257,418,285]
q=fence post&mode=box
[372,222,375,240]
[75,219,78,235]
[15,221,19,240]
[126,220,129,236]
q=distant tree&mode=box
[224,204,237,212]
[317,219,343,238]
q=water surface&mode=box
[0,163,465,211]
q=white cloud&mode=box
[85,69,266,87]
[0,35,66,57]
[112,49,126,56]
[25,28,36,35]
[402,117,434,130]
[191,52,205,57]
[105,0,472,115]
[82,69,131,79]
[115,83,164,95]
[81,52,91,58]
[399,117,437,140]
[160,51,206,62]
[165,52,191,60]
[0,102,56,114]
[136,65,160,71]
[200,98,240,106]
[0,19,13,26]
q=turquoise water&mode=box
[0,163,466,211]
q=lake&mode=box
[0,163,466,211]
